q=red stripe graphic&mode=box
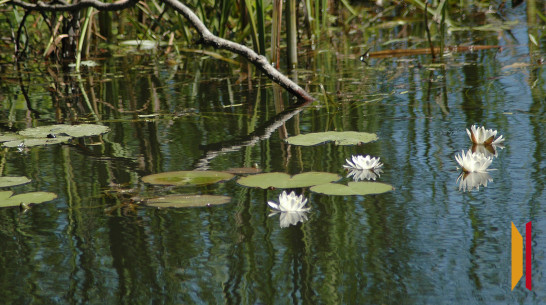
[526,221,532,290]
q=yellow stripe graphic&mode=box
[512,222,523,290]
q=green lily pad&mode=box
[310,181,394,196]
[0,134,22,143]
[0,191,58,208]
[237,172,341,189]
[2,124,110,148]
[141,171,234,186]
[0,176,32,188]
[2,137,71,147]
[285,131,378,146]
[19,124,110,138]
[146,194,231,208]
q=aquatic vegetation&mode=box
[0,176,31,188]
[285,131,378,146]
[268,191,310,228]
[466,125,504,145]
[237,172,341,189]
[310,181,394,196]
[471,143,503,158]
[343,155,383,171]
[1,124,110,148]
[346,168,383,181]
[142,171,234,187]
[0,191,57,208]
[268,191,310,213]
[455,150,493,173]
[146,195,232,208]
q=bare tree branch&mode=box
[7,0,315,102]
[162,0,314,102]
[8,0,138,12]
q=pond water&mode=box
[1,11,546,305]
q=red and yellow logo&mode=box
[511,221,532,290]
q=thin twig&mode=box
[8,0,138,12]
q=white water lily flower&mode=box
[268,191,310,228]
[466,125,504,145]
[343,155,383,171]
[455,149,493,173]
[268,191,310,213]
[457,172,493,192]
[347,168,383,181]
[471,143,504,158]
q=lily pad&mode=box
[0,176,32,188]
[285,131,378,146]
[0,191,58,208]
[2,124,110,148]
[146,194,231,208]
[0,134,22,143]
[141,171,234,186]
[237,172,341,189]
[19,124,110,138]
[2,137,71,147]
[310,181,394,196]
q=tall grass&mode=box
[3,0,514,67]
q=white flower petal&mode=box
[268,201,280,210]
[268,190,310,213]
[343,154,383,171]
[467,125,504,145]
[455,149,493,173]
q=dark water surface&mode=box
[1,16,546,305]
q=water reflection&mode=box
[269,211,309,228]
[1,32,546,305]
[457,172,494,192]
[346,168,383,181]
[470,143,504,158]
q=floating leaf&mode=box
[2,137,71,147]
[310,181,394,196]
[19,124,110,138]
[146,195,231,208]
[0,191,13,201]
[2,124,110,148]
[0,191,57,208]
[237,172,341,189]
[142,171,234,186]
[286,131,378,146]
[0,176,32,188]
[0,134,22,143]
